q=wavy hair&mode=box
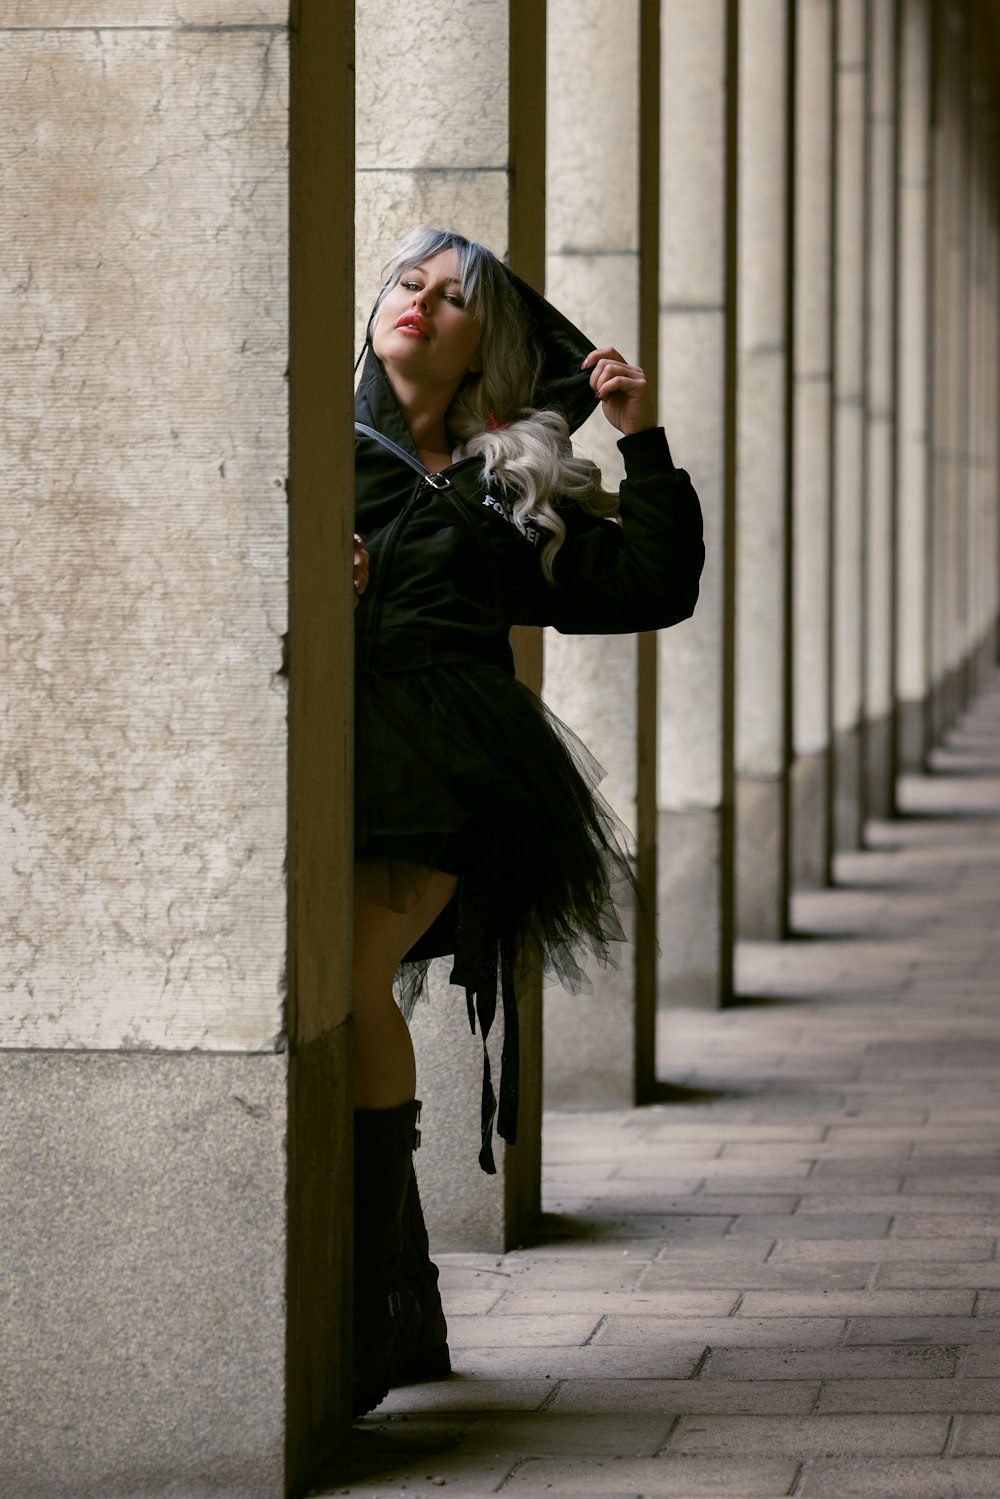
[372,227,619,580]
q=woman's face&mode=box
[372,248,483,395]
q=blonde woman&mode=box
[350,228,704,1417]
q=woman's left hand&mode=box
[353,534,370,607]
[582,347,656,437]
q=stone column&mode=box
[656,0,737,1008]
[895,0,932,772]
[355,0,545,1250]
[542,0,645,1107]
[928,1,971,738]
[975,112,1000,665]
[863,0,899,819]
[831,0,869,851]
[734,0,793,939]
[1,4,356,1493]
[966,80,997,685]
[791,0,836,888]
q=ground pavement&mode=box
[326,670,1000,1499]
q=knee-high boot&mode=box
[387,1121,451,1386]
[352,1100,421,1419]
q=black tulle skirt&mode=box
[354,662,634,1170]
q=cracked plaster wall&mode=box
[1,23,289,1051]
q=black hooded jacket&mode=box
[354,271,705,676]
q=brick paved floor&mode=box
[328,672,1000,1498]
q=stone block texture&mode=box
[0,1052,289,1499]
[0,24,289,1052]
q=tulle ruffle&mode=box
[354,662,635,1168]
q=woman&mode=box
[351,228,704,1418]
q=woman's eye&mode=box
[400,280,421,291]
[445,294,466,308]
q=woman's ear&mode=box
[468,350,483,374]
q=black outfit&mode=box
[354,274,704,1172]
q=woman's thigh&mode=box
[353,864,458,1000]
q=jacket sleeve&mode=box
[511,426,705,634]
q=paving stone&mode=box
[446,1313,601,1347]
[664,1413,949,1456]
[889,1214,1000,1238]
[844,1315,1000,1345]
[503,1456,800,1494]
[769,1236,996,1262]
[816,1379,1000,1414]
[875,1261,1000,1288]
[643,1259,871,1290]
[703,1345,960,1379]
[548,1193,802,1215]
[798,1457,1000,1496]
[738,1288,975,1317]
[951,1415,1000,1455]
[964,1345,1000,1376]
[476,1260,646,1291]
[451,1411,676,1458]
[375,1377,555,1415]
[728,1212,892,1239]
[596,1315,848,1347]
[548,1379,820,1415]
[450,1344,707,1380]
[492,1290,739,1317]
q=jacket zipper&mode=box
[359,455,480,666]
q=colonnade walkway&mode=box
[334,670,1000,1499]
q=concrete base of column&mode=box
[410,961,540,1252]
[657,808,728,1009]
[896,696,928,773]
[791,750,831,890]
[1,1052,293,1499]
[544,900,638,1109]
[975,634,995,694]
[932,664,967,742]
[834,724,864,852]
[865,710,895,821]
[736,776,787,940]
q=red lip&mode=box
[395,312,429,337]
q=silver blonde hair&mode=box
[373,227,619,579]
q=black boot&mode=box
[352,1100,421,1419]
[388,1143,451,1387]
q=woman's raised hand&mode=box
[582,348,656,437]
[353,534,370,608]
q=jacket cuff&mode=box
[617,425,675,472]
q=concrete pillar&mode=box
[734,0,793,939]
[862,0,899,819]
[791,0,836,889]
[355,0,545,1250]
[831,0,869,851]
[2,5,356,1493]
[543,0,646,1108]
[966,80,997,684]
[656,0,737,1008]
[977,113,1000,661]
[895,0,932,772]
[929,2,977,737]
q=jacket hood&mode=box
[500,265,598,434]
[356,264,599,440]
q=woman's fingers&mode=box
[353,533,370,606]
[581,347,656,435]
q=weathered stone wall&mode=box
[0,13,289,1053]
[0,9,336,1496]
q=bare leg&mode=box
[353,865,458,1109]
